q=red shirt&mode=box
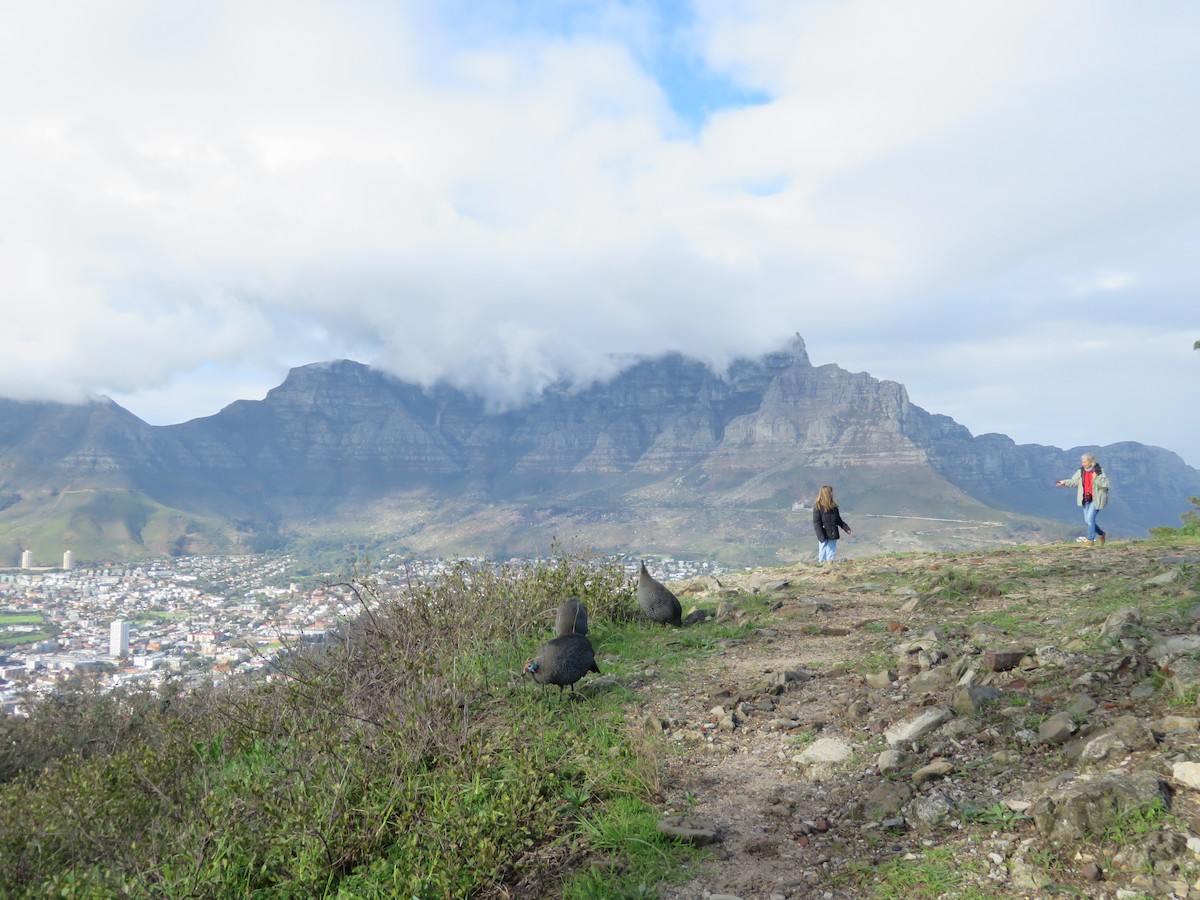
[1082,467,1094,495]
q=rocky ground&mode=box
[620,537,1200,900]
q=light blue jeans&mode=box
[1083,503,1106,542]
[818,540,838,562]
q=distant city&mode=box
[0,551,725,716]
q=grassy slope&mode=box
[0,552,725,898]
[1,533,1196,897]
[0,489,244,566]
[0,453,1083,567]
[311,468,1078,568]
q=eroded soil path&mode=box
[620,540,1200,900]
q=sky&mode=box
[1,1,1197,466]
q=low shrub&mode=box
[0,550,701,898]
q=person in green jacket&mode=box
[1056,452,1111,546]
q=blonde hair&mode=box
[813,485,836,512]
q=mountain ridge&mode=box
[1,336,1196,566]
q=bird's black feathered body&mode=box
[524,633,600,698]
[637,560,682,626]
[555,597,589,637]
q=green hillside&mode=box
[0,488,252,566]
[4,530,1200,897]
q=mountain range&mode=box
[1,335,1196,567]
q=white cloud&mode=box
[1066,271,1135,295]
[0,0,1197,466]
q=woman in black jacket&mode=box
[812,485,851,564]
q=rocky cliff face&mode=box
[0,336,1196,564]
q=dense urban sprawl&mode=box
[0,552,722,715]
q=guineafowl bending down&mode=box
[637,560,682,626]
[524,633,600,699]
[555,597,589,637]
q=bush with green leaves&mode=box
[1151,496,1200,538]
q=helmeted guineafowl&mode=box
[637,560,682,626]
[555,597,589,637]
[523,633,601,698]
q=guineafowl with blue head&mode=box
[524,633,600,699]
[555,597,589,637]
[637,560,682,626]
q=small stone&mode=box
[951,684,1002,716]
[877,749,910,775]
[1100,605,1143,639]
[642,715,668,734]
[1035,646,1072,668]
[657,816,720,846]
[1038,712,1077,745]
[865,670,896,689]
[1067,694,1098,715]
[909,791,957,829]
[1173,761,1200,790]
[847,699,871,720]
[981,649,1026,672]
[1145,570,1181,587]
[1159,715,1199,733]
[885,707,954,746]
[909,668,952,693]
[798,738,854,765]
[913,758,954,785]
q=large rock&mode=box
[1031,771,1167,844]
[951,684,1002,716]
[855,782,913,822]
[884,707,954,746]
[797,738,854,765]
[1100,606,1143,640]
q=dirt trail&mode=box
[623,541,1200,899]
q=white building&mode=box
[20,550,33,569]
[109,620,129,658]
[62,550,74,570]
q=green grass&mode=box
[850,651,894,674]
[4,536,1195,896]
[0,488,246,565]
[0,613,45,625]
[960,801,1030,827]
[968,610,1027,633]
[0,551,713,898]
[790,729,819,748]
[1168,685,1200,708]
[130,611,190,623]
[564,795,707,899]
[0,631,54,647]
[916,567,1005,603]
[1099,797,1177,844]
[842,847,997,900]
